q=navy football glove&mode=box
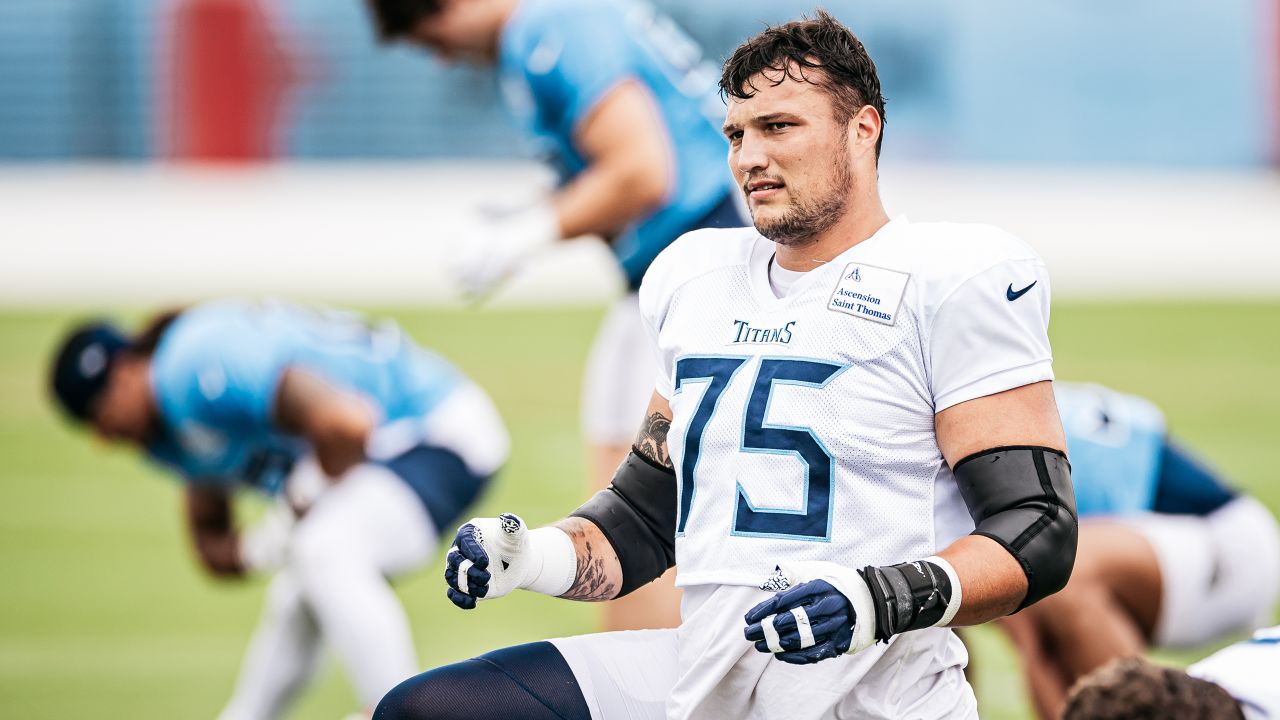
[444,513,578,610]
[443,520,497,609]
[743,579,855,665]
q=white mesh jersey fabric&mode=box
[1189,625,1280,720]
[637,216,1055,589]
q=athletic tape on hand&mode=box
[457,558,473,595]
[792,606,816,649]
[776,561,877,655]
[523,527,577,597]
[761,614,784,653]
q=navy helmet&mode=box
[50,321,130,422]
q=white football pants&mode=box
[581,293,658,445]
[216,463,436,720]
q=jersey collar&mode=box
[746,216,909,310]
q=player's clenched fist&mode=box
[744,580,857,664]
[744,558,963,665]
[444,513,578,609]
[444,513,524,609]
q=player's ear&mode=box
[849,105,880,160]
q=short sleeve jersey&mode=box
[1055,382,1167,516]
[145,300,462,493]
[497,0,734,288]
[1189,626,1280,720]
[638,217,1054,588]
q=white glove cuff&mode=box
[522,526,577,597]
[839,567,879,654]
[776,560,877,655]
[922,555,963,628]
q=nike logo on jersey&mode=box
[1006,281,1037,301]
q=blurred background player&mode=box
[998,382,1280,719]
[49,299,509,720]
[365,0,747,631]
[1060,657,1245,719]
[1060,626,1280,720]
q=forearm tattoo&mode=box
[635,411,673,470]
[554,517,620,602]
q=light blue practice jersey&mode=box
[145,300,462,494]
[497,0,735,288]
[1057,382,1167,517]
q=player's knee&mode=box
[373,642,590,720]
[371,660,493,720]
[372,669,448,720]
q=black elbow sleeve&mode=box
[570,448,677,597]
[953,446,1077,610]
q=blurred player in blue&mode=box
[366,0,746,630]
[49,299,509,720]
[1000,382,1280,719]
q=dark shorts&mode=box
[382,444,494,535]
[1151,439,1237,516]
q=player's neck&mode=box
[465,0,519,61]
[492,0,522,45]
[772,196,890,272]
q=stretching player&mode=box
[376,13,1076,719]
[365,0,747,630]
[999,382,1280,719]
[1061,626,1280,719]
[50,299,508,720]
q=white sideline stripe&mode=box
[792,606,816,649]
[762,614,783,653]
[457,558,472,595]
[2,164,1278,306]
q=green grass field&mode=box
[1,301,1277,719]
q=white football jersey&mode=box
[1188,626,1280,719]
[639,216,1054,587]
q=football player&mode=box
[50,299,509,720]
[999,382,1280,719]
[374,12,1076,719]
[1062,626,1280,719]
[365,0,748,631]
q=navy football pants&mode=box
[374,641,591,720]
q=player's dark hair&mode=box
[130,309,184,356]
[366,0,443,40]
[719,8,886,158]
[1062,657,1244,720]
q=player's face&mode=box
[403,0,500,63]
[723,71,855,246]
[90,356,156,446]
